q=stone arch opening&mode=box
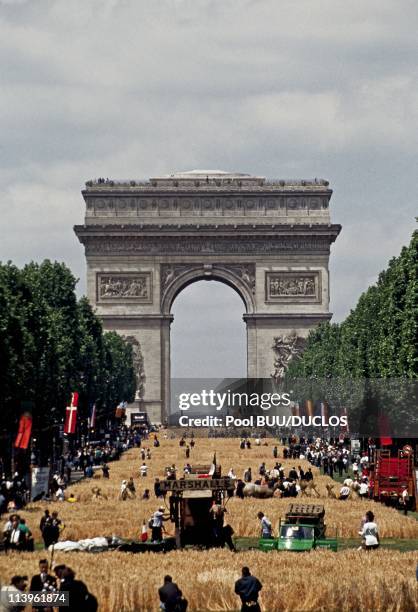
[160,264,256,316]
[170,278,247,378]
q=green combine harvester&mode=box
[259,504,338,552]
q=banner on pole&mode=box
[14,413,33,449]
[89,403,96,429]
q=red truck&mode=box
[369,447,417,511]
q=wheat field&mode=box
[11,437,418,541]
[1,437,417,611]
[0,549,417,611]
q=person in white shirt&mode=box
[352,462,359,476]
[359,479,369,499]
[257,512,272,539]
[360,454,369,466]
[140,462,148,477]
[55,487,65,502]
[151,506,169,542]
[400,486,410,515]
[119,480,129,501]
[339,485,350,500]
[359,510,379,549]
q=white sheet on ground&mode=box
[49,537,109,552]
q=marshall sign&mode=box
[159,478,231,492]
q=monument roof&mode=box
[84,171,330,190]
[164,170,256,179]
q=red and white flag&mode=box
[140,520,148,542]
[64,392,79,434]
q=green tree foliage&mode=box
[102,332,136,413]
[286,231,418,432]
[0,263,32,426]
[288,230,417,380]
[0,260,136,437]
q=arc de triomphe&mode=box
[74,170,341,423]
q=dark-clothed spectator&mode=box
[235,479,245,499]
[154,478,163,498]
[59,567,97,612]
[158,575,187,612]
[235,567,262,612]
[30,559,57,612]
[41,511,61,549]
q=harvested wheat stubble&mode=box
[0,550,417,611]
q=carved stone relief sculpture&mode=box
[97,273,152,302]
[271,331,305,382]
[266,272,320,302]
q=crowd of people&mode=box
[195,435,381,503]
[0,425,153,553]
[0,426,142,516]
[234,460,315,499]
[2,506,69,554]
[0,475,28,517]
[118,433,162,501]
[49,426,140,499]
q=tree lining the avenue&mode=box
[288,230,417,380]
[285,230,417,434]
[0,260,136,452]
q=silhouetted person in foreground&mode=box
[59,566,97,612]
[235,566,262,612]
[158,575,188,611]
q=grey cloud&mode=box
[0,0,417,376]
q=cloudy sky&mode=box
[1,0,417,377]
